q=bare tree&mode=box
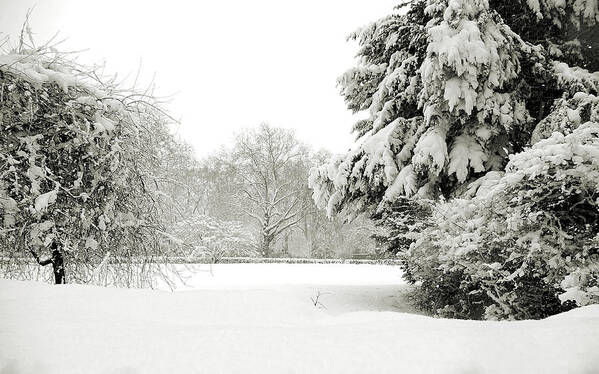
[230,124,309,257]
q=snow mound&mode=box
[1,264,598,374]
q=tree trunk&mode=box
[52,250,66,284]
[53,262,66,284]
[282,233,289,257]
[31,249,66,284]
[261,236,272,258]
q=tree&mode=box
[228,124,309,257]
[404,124,598,319]
[310,0,598,217]
[170,214,257,263]
[185,143,381,259]
[0,37,179,287]
[151,134,205,227]
[490,0,599,71]
[194,154,244,221]
[309,0,599,319]
[303,151,382,259]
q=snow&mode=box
[553,61,599,92]
[2,263,599,374]
[448,134,488,182]
[411,125,448,176]
[33,188,58,214]
[0,54,78,92]
[526,0,599,26]
[385,164,417,199]
[161,263,405,289]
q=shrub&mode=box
[391,123,599,319]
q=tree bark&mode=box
[31,249,66,284]
[261,235,272,258]
[282,233,289,256]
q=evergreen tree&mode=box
[310,0,598,217]
[309,0,599,319]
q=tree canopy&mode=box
[309,0,599,218]
[0,41,179,286]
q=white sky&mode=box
[1,0,398,158]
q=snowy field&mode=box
[1,263,599,374]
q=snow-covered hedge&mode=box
[401,123,599,319]
[165,256,402,265]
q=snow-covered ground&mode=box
[1,263,598,374]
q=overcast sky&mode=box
[1,0,398,158]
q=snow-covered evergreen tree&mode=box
[407,123,599,319]
[310,0,599,319]
[310,0,598,217]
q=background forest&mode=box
[154,123,382,261]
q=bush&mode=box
[0,43,178,286]
[385,123,599,319]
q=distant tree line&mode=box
[157,123,382,261]
[0,28,382,287]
